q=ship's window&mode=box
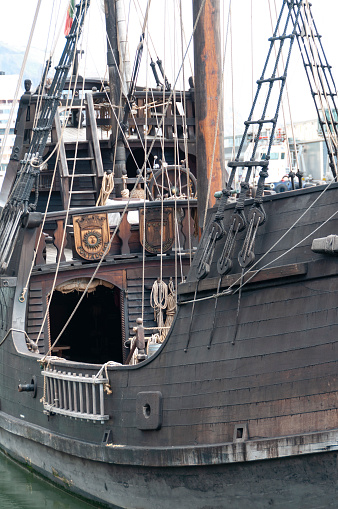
[270,152,279,160]
[281,152,285,159]
[236,427,243,439]
[48,279,123,364]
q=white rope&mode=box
[93,361,122,381]
[175,0,194,79]
[162,278,176,340]
[96,172,115,206]
[141,16,150,321]
[40,0,208,354]
[268,0,298,177]
[93,0,160,178]
[150,278,169,328]
[173,3,179,294]
[36,0,91,347]
[160,0,167,286]
[230,2,235,161]
[0,328,37,350]
[32,0,63,133]
[302,0,338,177]
[19,0,91,305]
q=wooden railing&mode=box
[47,88,195,145]
[35,200,198,266]
[42,367,109,422]
[125,90,195,141]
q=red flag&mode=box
[64,0,75,36]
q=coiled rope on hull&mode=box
[150,277,176,340]
[150,278,168,329]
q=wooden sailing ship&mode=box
[0,0,338,508]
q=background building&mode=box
[225,116,335,186]
[0,73,21,186]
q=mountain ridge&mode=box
[0,43,43,89]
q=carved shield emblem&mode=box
[73,213,110,261]
[139,207,174,254]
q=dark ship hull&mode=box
[1,420,338,509]
[1,182,338,508]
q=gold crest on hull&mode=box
[73,213,110,261]
[139,207,174,254]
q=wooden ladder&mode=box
[55,93,104,209]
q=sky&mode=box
[0,0,337,136]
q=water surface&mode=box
[0,449,101,508]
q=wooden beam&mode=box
[178,262,308,295]
[54,109,69,177]
[86,93,104,177]
[193,0,225,226]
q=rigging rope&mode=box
[141,20,150,321]
[0,0,90,273]
[300,0,338,177]
[39,0,208,355]
[173,2,179,294]
[33,0,91,343]
[19,0,91,306]
[268,0,300,184]
[231,1,236,160]
[32,0,64,136]
[178,0,192,266]
[183,177,338,307]
[162,278,176,340]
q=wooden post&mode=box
[193,0,226,228]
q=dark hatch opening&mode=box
[126,148,154,188]
[49,282,123,364]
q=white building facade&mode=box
[0,73,21,185]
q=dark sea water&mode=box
[0,449,101,509]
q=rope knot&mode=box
[104,383,113,395]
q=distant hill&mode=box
[0,43,43,89]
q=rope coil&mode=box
[150,278,168,328]
[150,278,176,340]
[96,172,115,206]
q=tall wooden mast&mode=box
[193,0,225,227]
[104,0,126,197]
